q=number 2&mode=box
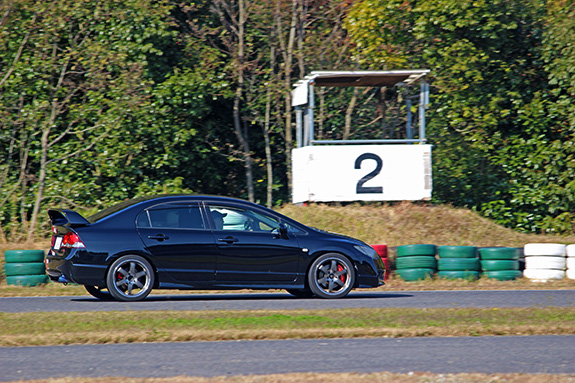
[355,153,383,194]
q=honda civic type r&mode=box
[46,195,385,301]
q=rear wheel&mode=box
[84,285,114,300]
[308,253,355,299]
[106,255,154,302]
[286,288,315,298]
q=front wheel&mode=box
[307,253,355,299]
[106,255,155,302]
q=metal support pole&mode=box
[307,83,315,146]
[295,106,303,148]
[406,99,413,140]
[419,81,429,142]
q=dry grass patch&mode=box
[5,372,575,383]
[2,307,574,347]
[277,202,575,247]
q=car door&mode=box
[207,202,302,283]
[137,202,217,283]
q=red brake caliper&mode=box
[337,264,345,282]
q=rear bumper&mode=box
[46,249,107,286]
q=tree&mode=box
[0,0,173,240]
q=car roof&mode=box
[87,194,268,223]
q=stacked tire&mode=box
[478,247,522,280]
[523,243,566,282]
[437,246,480,280]
[3,250,48,286]
[568,245,575,280]
[372,244,390,281]
[395,244,437,281]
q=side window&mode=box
[208,205,279,232]
[138,205,205,229]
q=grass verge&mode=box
[5,373,575,383]
[1,307,574,347]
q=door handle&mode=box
[218,236,239,244]
[148,234,169,241]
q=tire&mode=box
[437,258,480,271]
[307,253,355,299]
[372,244,388,258]
[525,256,566,270]
[567,245,575,258]
[478,247,521,260]
[437,246,477,259]
[395,256,437,270]
[286,288,315,298]
[4,262,45,276]
[523,268,565,281]
[567,258,575,270]
[85,285,114,300]
[106,255,155,302]
[396,244,436,257]
[4,250,45,263]
[480,260,519,271]
[482,270,523,281]
[437,270,480,280]
[567,269,575,280]
[524,243,566,257]
[395,268,435,281]
[6,274,49,286]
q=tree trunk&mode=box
[232,0,254,202]
[343,88,358,140]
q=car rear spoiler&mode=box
[48,209,90,227]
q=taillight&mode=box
[61,232,85,248]
[51,226,57,247]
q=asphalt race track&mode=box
[1,290,574,381]
[1,336,575,381]
[2,289,575,313]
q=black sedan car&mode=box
[46,195,385,301]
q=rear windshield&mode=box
[88,196,155,223]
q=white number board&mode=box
[292,145,432,203]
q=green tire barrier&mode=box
[483,270,523,281]
[478,247,521,260]
[437,258,480,271]
[4,249,45,263]
[438,246,477,258]
[4,262,46,276]
[396,244,436,257]
[396,268,435,282]
[437,270,480,280]
[395,256,438,270]
[6,275,49,286]
[480,260,519,271]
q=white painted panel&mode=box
[292,82,309,107]
[292,145,432,203]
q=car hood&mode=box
[309,227,367,246]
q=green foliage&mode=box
[0,0,175,239]
[346,0,575,234]
[2,0,575,239]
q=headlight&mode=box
[354,245,379,259]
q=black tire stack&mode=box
[395,244,437,281]
[3,250,48,286]
[437,246,480,280]
[478,247,522,280]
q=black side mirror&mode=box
[273,223,289,239]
